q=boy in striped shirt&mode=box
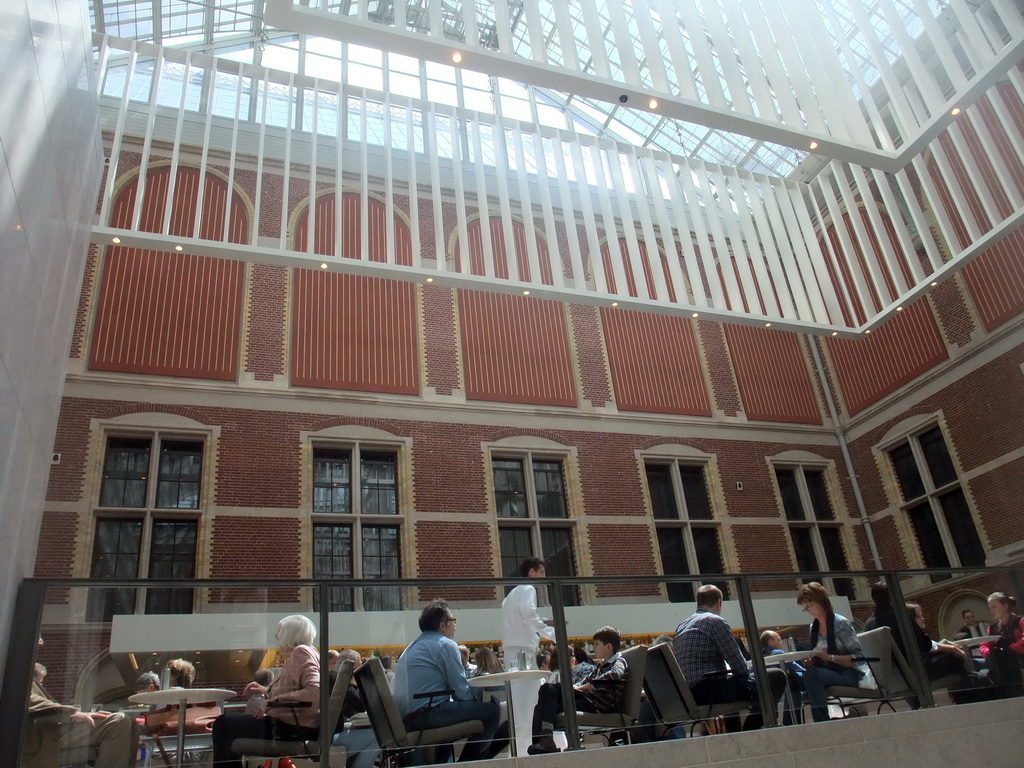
[527,626,628,755]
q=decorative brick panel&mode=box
[209,516,302,603]
[698,321,741,417]
[422,285,461,395]
[568,304,611,408]
[603,309,711,416]
[724,325,821,424]
[244,264,288,380]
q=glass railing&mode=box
[4,566,1023,766]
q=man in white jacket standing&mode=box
[502,557,556,753]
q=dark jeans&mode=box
[980,647,1024,699]
[531,683,601,737]
[404,697,500,763]
[212,713,319,768]
[691,669,787,731]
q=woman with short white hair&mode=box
[212,615,321,768]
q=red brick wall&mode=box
[209,516,302,602]
[422,286,461,395]
[244,264,287,380]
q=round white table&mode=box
[129,687,236,768]
[469,670,549,757]
[953,635,990,649]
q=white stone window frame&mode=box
[483,436,584,605]
[768,450,856,599]
[82,412,217,621]
[303,425,413,613]
[874,414,988,576]
[638,443,731,602]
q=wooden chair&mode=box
[232,659,354,768]
[554,644,648,745]
[354,657,484,768]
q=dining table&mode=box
[468,669,549,757]
[129,687,236,768]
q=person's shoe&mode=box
[527,735,560,755]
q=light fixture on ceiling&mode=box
[930,281,938,286]
[692,312,699,318]
[765,322,772,327]
[951,107,961,116]
[831,331,838,336]
[648,98,659,109]
[426,277,434,283]
[522,290,530,295]
[896,306,903,311]
[865,329,871,334]
[174,245,183,251]
[451,52,462,64]
[112,236,121,244]
[611,301,618,307]
[320,262,328,269]
[809,141,819,150]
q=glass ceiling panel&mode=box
[89,0,872,178]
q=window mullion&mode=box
[681,522,699,575]
[148,434,160,509]
[524,453,540,518]
[670,461,687,520]
[928,494,961,567]
[795,467,813,521]
[137,514,153,615]
[909,435,936,494]
[352,443,362,516]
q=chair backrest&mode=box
[643,643,694,724]
[354,657,407,750]
[328,659,356,734]
[856,627,914,697]
[616,645,648,720]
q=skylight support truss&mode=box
[264,0,1024,170]
[91,34,1024,336]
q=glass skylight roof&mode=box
[88,0,819,177]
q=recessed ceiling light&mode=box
[522,290,530,295]
[426,277,434,283]
[692,312,699,318]
[809,141,819,150]
[611,301,618,307]
[452,52,462,63]
[112,237,121,244]
[951,107,961,116]
[865,329,871,334]
[831,332,838,336]
[648,98,659,109]
[896,306,903,311]
[930,281,938,286]
[765,322,772,327]
[320,262,328,269]
[174,245,183,252]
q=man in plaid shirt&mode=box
[674,585,786,731]
[527,626,628,754]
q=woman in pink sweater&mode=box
[213,615,321,767]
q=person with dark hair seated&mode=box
[979,592,1024,699]
[675,585,787,732]
[905,602,972,702]
[797,582,873,723]
[392,599,500,763]
[527,626,627,755]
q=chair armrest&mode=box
[413,690,454,699]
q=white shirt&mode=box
[501,584,556,650]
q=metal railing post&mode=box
[548,576,579,750]
[735,576,778,727]
[0,580,48,768]
[319,580,331,767]
[886,573,935,708]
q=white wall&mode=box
[0,0,102,684]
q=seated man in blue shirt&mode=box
[392,599,500,763]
